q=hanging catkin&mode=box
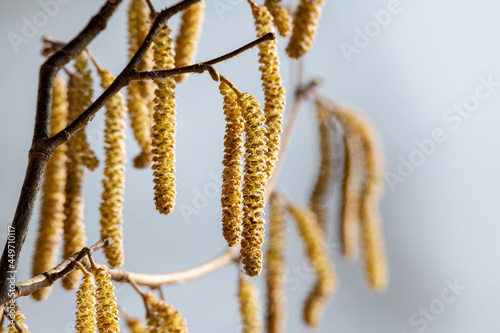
[125,318,147,333]
[127,0,154,168]
[285,0,324,58]
[264,0,292,37]
[8,308,30,333]
[174,1,204,82]
[332,108,388,292]
[288,205,336,327]
[151,24,177,215]
[250,1,286,180]
[72,53,99,170]
[145,292,188,332]
[75,273,96,333]
[219,81,244,247]
[95,268,120,332]
[238,93,268,277]
[31,75,68,301]
[308,101,334,232]
[265,193,286,333]
[238,275,262,333]
[98,70,126,268]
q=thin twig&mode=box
[219,75,242,96]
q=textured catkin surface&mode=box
[238,276,262,333]
[75,274,96,333]
[31,75,68,301]
[145,292,188,332]
[286,0,325,58]
[250,2,286,180]
[99,70,126,268]
[220,81,244,247]
[95,269,119,332]
[152,24,177,215]
[265,193,286,333]
[264,0,292,37]
[238,93,268,277]
[174,1,204,82]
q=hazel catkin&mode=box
[125,318,147,333]
[95,268,120,333]
[174,1,204,83]
[8,308,30,333]
[285,0,325,58]
[238,93,268,277]
[238,275,262,333]
[220,81,244,247]
[98,70,126,268]
[264,0,292,37]
[32,75,68,301]
[151,24,177,215]
[75,273,96,333]
[145,292,188,332]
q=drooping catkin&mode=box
[220,81,244,246]
[174,1,204,82]
[151,24,177,215]
[285,0,324,58]
[309,101,334,232]
[264,0,292,37]
[238,275,262,333]
[250,1,286,180]
[145,292,188,333]
[332,108,388,292]
[95,268,120,332]
[238,93,268,277]
[32,75,68,301]
[265,193,286,333]
[72,53,99,170]
[99,70,126,268]
[125,318,147,333]
[288,205,336,327]
[127,0,154,168]
[8,308,30,333]
[75,274,96,333]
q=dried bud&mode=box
[286,0,325,58]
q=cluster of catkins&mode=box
[0,307,30,332]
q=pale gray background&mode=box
[1,0,500,332]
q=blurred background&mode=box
[1,0,500,332]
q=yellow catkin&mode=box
[127,0,154,168]
[238,276,262,333]
[174,1,204,83]
[151,24,177,215]
[125,318,147,333]
[288,205,336,327]
[220,82,245,246]
[250,1,286,180]
[31,75,68,301]
[99,70,126,268]
[264,0,292,37]
[333,108,388,292]
[8,308,30,333]
[75,274,96,333]
[265,193,286,333]
[308,101,334,232]
[72,53,99,170]
[285,0,325,58]
[145,292,188,332]
[95,269,120,332]
[238,93,268,277]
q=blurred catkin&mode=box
[71,53,99,170]
[125,318,147,333]
[265,193,286,333]
[152,24,177,215]
[98,70,126,268]
[250,1,286,180]
[286,0,324,58]
[238,276,262,333]
[75,274,96,333]
[127,0,154,168]
[95,269,120,333]
[309,101,334,232]
[220,81,244,247]
[288,205,336,327]
[8,308,30,333]
[264,0,292,37]
[238,93,268,277]
[145,292,188,332]
[333,107,388,292]
[174,1,204,82]
[31,75,68,301]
